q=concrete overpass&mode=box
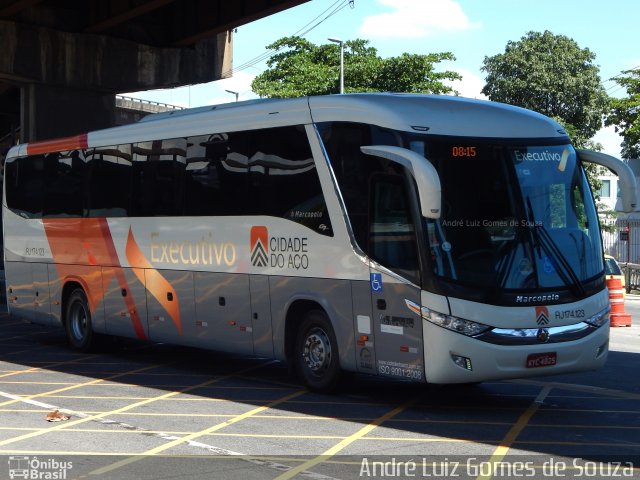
[0,0,309,148]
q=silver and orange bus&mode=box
[2,94,631,390]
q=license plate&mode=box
[526,352,557,368]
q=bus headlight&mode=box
[404,299,491,336]
[584,306,610,328]
[424,309,491,336]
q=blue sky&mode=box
[122,0,639,157]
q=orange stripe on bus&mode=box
[26,133,88,155]
[43,218,147,341]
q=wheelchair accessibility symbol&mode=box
[370,273,383,292]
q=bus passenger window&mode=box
[248,126,331,235]
[5,155,45,218]
[87,145,132,217]
[43,151,86,217]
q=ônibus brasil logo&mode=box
[250,226,269,267]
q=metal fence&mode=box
[601,218,640,292]
[601,218,640,264]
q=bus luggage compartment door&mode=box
[370,269,424,382]
[102,267,149,340]
[4,261,53,325]
[146,270,194,344]
[194,272,253,355]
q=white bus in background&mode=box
[3,94,632,391]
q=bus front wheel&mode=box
[295,310,341,392]
[65,289,97,352]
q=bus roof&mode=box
[7,93,567,158]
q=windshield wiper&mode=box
[525,197,586,297]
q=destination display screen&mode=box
[451,146,477,157]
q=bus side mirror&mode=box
[360,145,441,219]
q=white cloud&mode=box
[359,0,479,39]
[445,68,487,99]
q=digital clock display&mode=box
[452,146,477,157]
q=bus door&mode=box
[368,173,425,382]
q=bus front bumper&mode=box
[422,321,610,384]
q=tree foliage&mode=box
[251,36,461,98]
[481,31,609,149]
[605,68,640,159]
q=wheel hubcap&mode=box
[303,327,332,375]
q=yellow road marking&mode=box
[273,394,422,480]
[89,388,306,475]
[0,360,275,449]
[476,385,551,480]
[513,379,640,400]
[0,353,97,381]
[0,381,79,385]
[0,359,175,409]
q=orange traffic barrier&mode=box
[607,277,632,327]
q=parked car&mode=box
[605,254,626,298]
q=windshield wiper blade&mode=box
[525,197,585,297]
[537,224,586,296]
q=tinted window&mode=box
[319,122,420,279]
[319,122,400,249]
[87,145,132,217]
[185,126,331,235]
[5,155,45,218]
[605,257,622,275]
[370,174,420,283]
[6,125,331,233]
[43,150,86,217]
[248,126,331,234]
[184,132,248,216]
[131,139,186,216]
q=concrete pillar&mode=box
[21,84,115,142]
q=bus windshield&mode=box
[420,139,603,295]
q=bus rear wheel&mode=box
[65,289,97,352]
[295,310,341,392]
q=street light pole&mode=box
[225,89,239,102]
[328,38,344,94]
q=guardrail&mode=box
[622,262,640,293]
[115,95,185,113]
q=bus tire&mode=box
[294,310,341,392]
[65,289,97,352]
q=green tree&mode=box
[481,31,609,149]
[251,36,461,98]
[605,68,640,159]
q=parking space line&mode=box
[0,359,276,449]
[88,388,306,475]
[513,379,640,400]
[0,381,79,385]
[272,394,423,480]
[0,360,177,409]
[476,385,551,480]
[0,353,99,381]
